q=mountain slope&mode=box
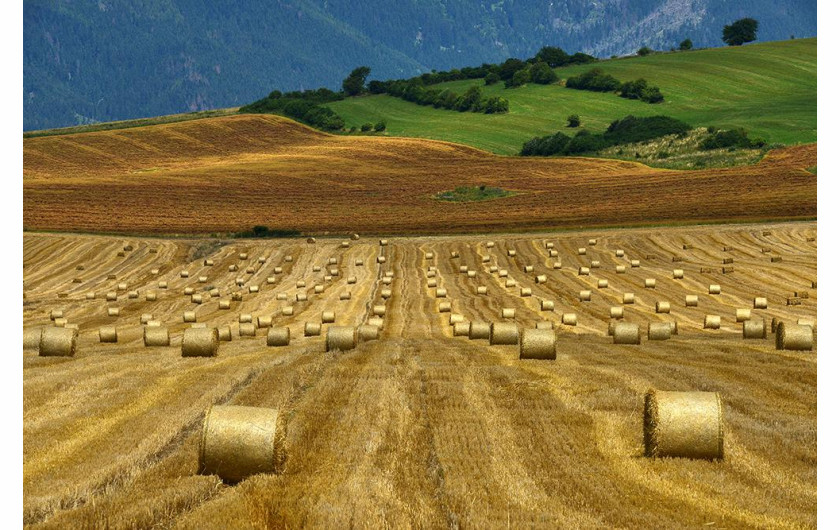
[24,0,815,130]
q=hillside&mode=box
[23,114,815,235]
[25,1,815,130]
[328,39,816,155]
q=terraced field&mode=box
[23,221,817,528]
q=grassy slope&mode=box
[327,39,816,155]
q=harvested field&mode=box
[23,221,816,527]
[23,114,815,235]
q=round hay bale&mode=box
[347,276,358,285]
[754,297,768,309]
[180,270,189,278]
[379,239,389,246]
[210,289,220,297]
[295,280,306,289]
[523,265,534,273]
[598,279,609,289]
[590,260,601,269]
[146,291,157,301]
[520,328,556,360]
[482,255,491,263]
[486,241,495,248]
[467,270,476,279]
[312,265,322,273]
[579,290,591,302]
[743,319,767,339]
[258,316,273,329]
[311,284,323,294]
[276,293,288,301]
[239,314,253,324]
[709,285,721,295]
[239,253,248,260]
[476,286,488,295]
[53,318,68,327]
[24,327,43,350]
[685,295,699,307]
[499,269,508,278]
[775,323,813,351]
[607,320,617,336]
[535,321,555,330]
[326,326,357,351]
[453,322,471,337]
[298,293,310,302]
[218,327,232,341]
[239,323,256,337]
[616,265,626,274]
[541,300,555,311]
[377,256,386,264]
[722,257,734,265]
[106,291,118,302]
[425,252,433,260]
[616,250,625,257]
[182,327,219,357]
[459,265,468,273]
[229,265,238,272]
[562,313,577,326]
[490,322,519,345]
[644,278,656,289]
[426,270,437,278]
[320,310,337,324]
[535,274,547,284]
[183,311,197,323]
[204,259,215,266]
[553,262,562,269]
[199,405,280,483]
[352,233,360,240]
[144,326,170,347]
[99,326,118,343]
[589,239,597,246]
[623,293,635,305]
[613,322,641,345]
[469,321,491,340]
[435,288,447,298]
[610,306,624,319]
[673,269,684,279]
[578,267,590,276]
[427,279,438,288]
[192,294,204,304]
[631,260,641,268]
[704,315,721,330]
[140,313,154,324]
[284,256,293,263]
[304,322,322,337]
[358,325,380,342]
[648,322,672,341]
[219,300,231,310]
[128,291,139,299]
[266,326,291,346]
[381,289,392,299]
[578,247,587,255]
[505,279,517,288]
[655,301,670,314]
[273,267,283,274]
[449,314,465,325]
[508,250,517,257]
[368,317,385,330]
[281,306,294,316]
[735,308,751,323]
[545,242,555,249]
[185,287,196,295]
[199,276,209,283]
[549,250,559,257]
[49,309,64,321]
[520,288,532,297]
[643,390,723,460]
[248,285,259,294]
[490,266,499,273]
[501,308,516,319]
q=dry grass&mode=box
[22,221,816,527]
[23,115,815,235]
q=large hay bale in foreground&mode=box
[644,390,723,460]
[519,328,556,360]
[326,326,357,351]
[199,405,280,483]
[144,326,170,347]
[743,319,767,339]
[648,322,672,341]
[39,327,78,356]
[490,322,519,345]
[182,327,219,357]
[469,321,491,340]
[267,327,291,347]
[613,323,641,344]
[775,323,813,351]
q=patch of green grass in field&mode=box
[435,186,516,202]
[327,39,816,155]
[806,166,817,175]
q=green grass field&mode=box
[328,39,816,155]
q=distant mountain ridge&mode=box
[24,0,815,131]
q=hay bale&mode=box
[425,252,433,260]
[704,315,721,330]
[505,279,516,288]
[277,293,288,301]
[355,259,364,267]
[476,286,488,295]
[770,256,782,263]
[685,295,698,307]
[623,293,635,304]
[643,390,723,460]
[347,276,357,285]
[180,270,189,278]
[776,323,813,351]
[722,257,734,265]
[358,325,379,342]
[486,241,495,248]
[507,250,516,257]
[610,306,624,319]
[239,323,256,337]
[553,262,562,270]
[239,314,253,323]
[522,265,534,273]
[236,278,245,287]
[589,239,597,246]
[644,278,656,289]
[314,285,324,294]
[281,306,294,316]
[183,311,197,323]
[490,266,499,273]
[53,318,68,327]
[648,322,672,341]
[743,319,767,339]
[199,405,280,483]
[613,323,641,345]
[99,326,118,343]
[468,321,491,340]
[117,282,128,291]
[786,297,802,306]
[339,291,350,301]
[284,255,293,263]
[490,322,519,345]
[185,287,196,295]
[239,253,248,260]
[295,280,306,289]
[449,314,465,325]
[501,308,516,319]
[144,326,170,347]
[520,288,532,297]
[141,313,154,324]
[794,291,809,299]
[273,266,283,274]
[616,250,625,257]
[368,317,385,330]
[499,269,508,277]
[248,285,259,294]
[24,328,43,350]
[304,322,322,336]
[656,301,671,314]
[50,309,64,321]
[590,260,601,269]
[735,308,751,323]
[381,289,392,299]
[426,270,437,278]
[352,233,360,240]
[459,265,469,274]
[467,270,477,278]
[210,289,220,297]
[709,284,721,295]
[549,250,559,257]
[616,265,626,274]
[435,288,447,298]
[267,326,291,346]
[578,267,590,276]
[72,277,82,284]
[377,256,386,264]
[379,239,389,246]
[598,279,609,289]
[519,328,556,360]
[192,294,204,304]
[146,291,157,301]
[218,327,232,341]
[579,290,591,302]
[326,326,357,351]
[535,321,555,330]
[541,300,555,311]
[219,300,231,310]
[562,313,577,326]
[673,269,684,279]
[722,266,735,274]
[631,260,641,268]
[535,274,547,284]
[266,276,276,284]
[182,327,219,357]
[199,276,209,283]
[229,265,238,272]
[426,278,438,289]
[298,293,309,302]
[545,242,555,249]
[578,247,587,255]
[258,316,273,329]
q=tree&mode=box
[499,58,527,80]
[360,122,373,132]
[506,68,531,88]
[374,120,386,132]
[722,18,758,46]
[567,114,581,128]
[484,72,500,85]
[534,46,570,67]
[342,66,371,96]
[679,39,693,51]
[637,46,653,56]
[530,62,558,84]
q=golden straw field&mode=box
[23,221,816,528]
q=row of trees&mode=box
[239,88,346,130]
[565,68,664,103]
[377,82,509,113]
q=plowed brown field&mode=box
[23,222,816,528]
[23,114,816,235]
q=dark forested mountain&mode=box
[23,0,816,131]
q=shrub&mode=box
[505,68,531,88]
[566,68,621,92]
[520,131,571,156]
[360,123,373,132]
[619,78,664,103]
[723,18,758,46]
[374,121,386,132]
[679,39,693,51]
[701,128,764,150]
[484,72,501,85]
[567,114,581,128]
[637,46,653,56]
[604,115,691,144]
[530,62,558,84]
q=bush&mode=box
[604,115,691,144]
[530,62,558,84]
[505,68,531,88]
[374,121,386,132]
[637,46,653,56]
[679,39,693,51]
[520,131,571,156]
[619,78,665,103]
[701,128,763,150]
[567,114,581,128]
[484,72,500,85]
[566,68,621,92]
[360,123,373,132]
[723,18,758,46]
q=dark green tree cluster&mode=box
[679,39,693,50]
[520,115,691,156]
[723,18,758,46]
[240,88,346,130]
[376,82,509,113]
[701,128,765,149]
[618,78,664,103]
[566,68,664,103]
